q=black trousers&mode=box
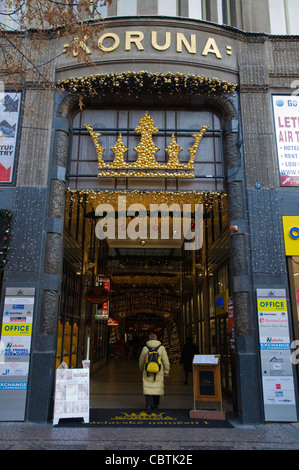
[145,395,160,409]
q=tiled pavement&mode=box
[1,360,299,451]
[0,419,299,450]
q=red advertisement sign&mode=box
[95,277,110,320]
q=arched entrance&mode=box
[52,73,244,414]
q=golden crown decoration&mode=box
[85,112,208,178]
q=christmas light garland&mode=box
[67,188,227,208]
[0,210,12,271]
[57,71,237,97]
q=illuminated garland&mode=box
[67,188,227,208]
[57,71,237,97]
[0,210,12,271]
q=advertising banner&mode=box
[215,289,228,316]
[0,288,35,421]
[257,289,297,422]
[282,216,299,256]
[272,95,299,186]
[0,92,22,183]
[95,276,110,320]
[53,367,90,425]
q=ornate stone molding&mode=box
[40,290,58,335]
[44,233,62,274]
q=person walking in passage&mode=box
[139,333,170,410]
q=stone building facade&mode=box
[0,0,299,424]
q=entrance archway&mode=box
[56,187,231,409]
[51,76,246,414]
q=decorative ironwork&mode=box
[85,112,208,178]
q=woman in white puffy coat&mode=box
[139,333,170,410]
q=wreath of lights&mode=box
[57,71,237,97]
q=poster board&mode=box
[0,92,22,183]
[53,368,90,425]
[192,355,221,404]
[0,287,35,421]
[272,95,299,186]
[190,354,225,419]
[257,288,297,422]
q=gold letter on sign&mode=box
[98,32,120,52]
[176,33,196,54]
[125,31,145,51]
[202,38,222,59]
[151,31,171,51]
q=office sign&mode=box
[0,288,35,421]
[272,95,299,186]
[257,289,297,422]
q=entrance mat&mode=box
[55,409,233,428]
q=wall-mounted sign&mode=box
[0,287,35,421]
[94,277,110,320]
[228,297,235,353]
[0,92,22,183]
[282,216,299,256]
[63,29,234,62]
[257,288,297,422]
[272,95,299,186]
[215,290,228,316]
[85,286,110,304]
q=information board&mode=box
[53,368,90,425]
[0,287,35,421]
[193,355,219,365]
[0,92,22,183]
[272,95,299,186]
[257,288,297,422]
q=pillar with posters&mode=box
[0,287,35,421]
[257,288,297,422]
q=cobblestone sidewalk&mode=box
[0,419,298,451]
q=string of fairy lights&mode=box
[0,210,12,272]
[57,71,238,97]
[66,188,227,209]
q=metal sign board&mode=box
[257,288,297,422]
[0,288,35,421]
[272,95,299,186]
